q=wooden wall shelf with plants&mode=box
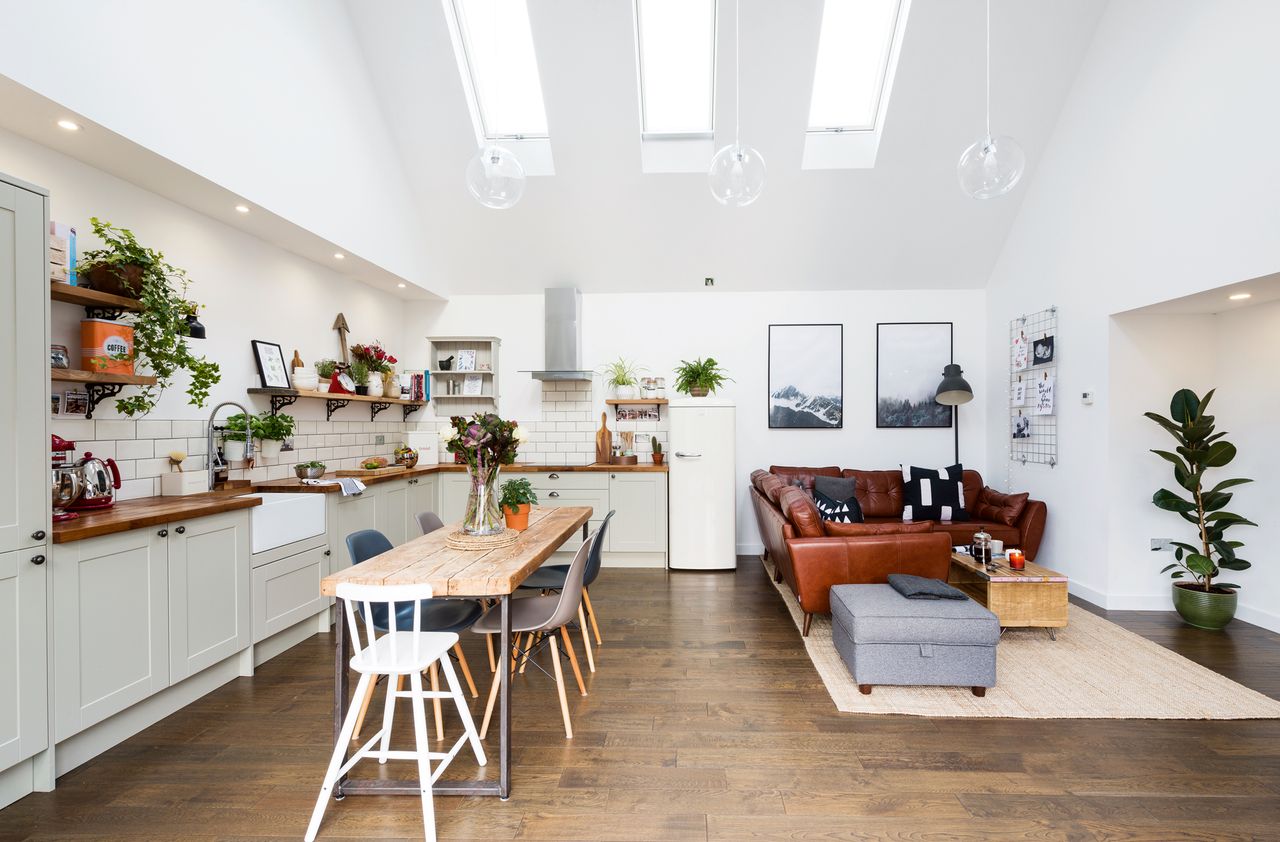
[50,284,142,320]
[51,368,159,420]
[604,399,668,406]
[247,387,426,422]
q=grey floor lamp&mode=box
[935,363,974,465]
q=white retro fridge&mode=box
[668,399,736,570]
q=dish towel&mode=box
[302,477,367,496]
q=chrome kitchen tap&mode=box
[207,401,254,490]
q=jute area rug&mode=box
[766,561,1280,719]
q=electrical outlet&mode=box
[1150,538,1176,552]
[375,434,385,445]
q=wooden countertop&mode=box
[252,461,667,493]
[52,493,262,544]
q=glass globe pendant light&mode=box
[957,0,1025,199]
[709,0,765,206]
[466,143,526,210]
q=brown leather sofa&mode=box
[749,466,1047,635]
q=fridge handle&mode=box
[674,452,702,458]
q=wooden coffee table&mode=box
[948,552,1069,637]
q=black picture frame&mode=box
[767,323,844,429]
[251,340,292,390]
[876,322,954,429]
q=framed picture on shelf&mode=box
[251,340,291,389]
[63,389,89,417]
[456,349,477,371]
[462,373,483,396]
[876,322,953,428]
[767,323,843,429]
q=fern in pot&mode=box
[1146,388,1255,630]
[674,357,732,397]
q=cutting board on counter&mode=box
[595,411,611,465]
[335,465,408,478]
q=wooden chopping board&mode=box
[335,464,408,477]
[595,411,611,465]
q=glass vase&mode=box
[463,459,504,536]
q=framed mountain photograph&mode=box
[768,324,843,429]
[876,322,953,428]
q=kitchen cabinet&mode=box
[607,472,668,553]
[252,545,328,643]
[407,475,439,535]
[0,176,49,555]
[527,472,609,555]
[378,478,410,546]
[52,527,170,741]
[334,490,379,564]
[437,472,471,525]
[168,511,251,682]
[0,548,48,772]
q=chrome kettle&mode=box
[68,452,121,510]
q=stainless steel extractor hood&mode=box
[528,288,593,381]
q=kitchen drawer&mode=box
[535,490,607,554]
[252,546,327,643]
[527,471,609,492]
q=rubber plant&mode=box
[1145,388,1254,593]
[78,218,220,416]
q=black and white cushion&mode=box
[901,464,968,522]
[813,489,864,523]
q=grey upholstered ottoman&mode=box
[830,584,999,697]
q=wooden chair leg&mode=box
[972,686,986,698]
[454,643,479,698]
[559,627,587,696]
[479,665,501,740]
[582,586,602,645]
[520,631,542,675]
[350,674,381,740]
[548,634,573,739]
[485,632,496,673]
[858,684,872,695]
[428,662,444,741]
[577,604,595,673]
[773,564,784,584]
[802,613,813,637]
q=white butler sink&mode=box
[247,493,327,554]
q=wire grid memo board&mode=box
[1009,306,1058,467]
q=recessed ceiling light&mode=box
[56,119,80,131]
[234,204,250,214]
[1228,292,1251,301]
[333,252,345,260]
[397,283,406,288]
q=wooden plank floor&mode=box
[2,558,1279,841]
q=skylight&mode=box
[634,0,716,137]
[807,0,903,132]
[447,0,549,139]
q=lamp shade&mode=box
[935,363,973,406]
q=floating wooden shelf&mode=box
[50,285,142,319]
[52,369,157,419]
[429,370,492,375]
[247,387,426,422]
[431,394,496,400]
[605,398,668,406]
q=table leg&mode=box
[333,598,351,800]
[499,594,511,800]
[582,523,588,541]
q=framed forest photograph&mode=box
[876,322,953,428]
[768,324,843,429]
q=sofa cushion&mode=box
[778,486,825,538]
[974,487,1030,527]
[962,470,983,512]
[749,469,772,494]
[929,520,1020,547]
[844,470,905,518]
[770,465,842,492]
[823,521,933,538]
[813,488,864,523]
[814,475,857,500]
[759,474,787,505]
[830,584,1000,646]
[902,464,969,522]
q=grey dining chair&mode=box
[415,510,445,535]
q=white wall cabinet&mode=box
[168,511,251,682]
[606,473,668,554]
[0,549,48,771]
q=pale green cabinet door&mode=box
[437,473,472,526]
[407,476,440,536]
[53,528,170,741]
[0,549,48,771]
[0,180,49,554]
[335,491,379,566]
[378,479,410,546]
[607,474,668,553]
[168,511,251,682]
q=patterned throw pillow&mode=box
[901,464,969,522]
[813,489,864,523]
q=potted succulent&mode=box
[77,218,221,416]
[315,359,338,393]
[674,357,732,397]
[222,412,258,462]
[255,412,295,460]
[600,357,644,400]
[651,436,664,465]
[349,360,371,396]
[499,477,538,531]
[1146,388,1255,630]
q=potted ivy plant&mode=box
[599,357,644,400]
[77,218,220,416]
[255,412,295,460]
[1146,388,1255,630]
[222,413,258,462]
[674,357,732,397]
[499,477,538,531]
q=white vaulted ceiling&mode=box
[346,0,1107,294]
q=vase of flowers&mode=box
[440,413,527,536]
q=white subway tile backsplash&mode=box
[51,419,96,441]
[171,419,205,438]
[95,420,136,440]
[117,439,153,461]
[118,478,155,501]
[136,419,172,439]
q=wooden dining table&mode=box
[319,505,593,800]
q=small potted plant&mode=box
[674,357,732,397]
[255,412,295,460]
[222,412,258,461]
[314,359,338,393]
[349,360,370,395]
[499,477,538,531]
[600,357,644,400]
[651,436,664,465]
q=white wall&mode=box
[0,0,430,291]
[407,289,988,552]
[984,0,1280,626]
[1,126,406,422]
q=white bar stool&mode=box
[306,582,486,842]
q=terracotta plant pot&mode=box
[82,263,145,297]
[1171,582,1238,630]
[504,503,531,531]
[651,453,665,465]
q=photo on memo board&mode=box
[876,322,953,428]
[768,324,843,428]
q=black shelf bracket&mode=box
[83,383,125,419]
[369,401,392,421]
[402,404,423,422]
[84,305,130,320]
[325,398,351,421]
[268,393,298,416]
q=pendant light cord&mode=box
[984,0,991,140]
[734,0,741,148]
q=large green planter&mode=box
[1171,583,1238,630]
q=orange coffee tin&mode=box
[80,319,135,375]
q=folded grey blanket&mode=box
[888,573,968,600]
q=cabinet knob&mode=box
[30,554,45,566]
[31,530,47,541]
[175,525,186,535]
[548,491,560,498]
[611,474,616,479]
[158,529,169,537]
[323,549,331,556]
[548,473,560,480]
